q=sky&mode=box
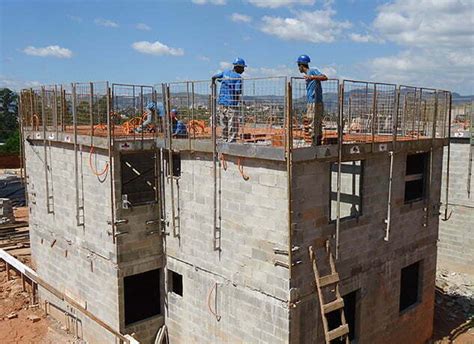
[0,0,473,94]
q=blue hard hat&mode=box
[297,55,311,64]
[233,57,247,67]
[146,101,156,110]
[171,108,178,115]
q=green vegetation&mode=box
[0,88,20,154]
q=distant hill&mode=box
[452,93,474,105]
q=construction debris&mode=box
[6,312,17,320]
[27,314,41,323]
[436,269,474,317]
[0,199,14,225]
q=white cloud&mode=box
[373,0,473,48]
[349,33,383,43]
[219,61,233,70]
[214,63,336,79]
[260,8,351,43]
[94,18,119,28]
[132,41,184,56]
[231,13,252,23]
[366,0,474,93]
[192,0,226,5]
[0,76,41,91]
[136,23,151,31]
[197,55,211,62]
[23,45,73,58]
[247,0,314,8]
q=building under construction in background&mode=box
[11,76,452,343]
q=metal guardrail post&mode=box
[286,80,293,275]
[211,80,220,251]
[371,84,377,151]
[105,82,117,243]
[432,90,438,141]
[442,92,453,220]
[392,87,400,145]
[335,83,344,260]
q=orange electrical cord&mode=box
[122,112,149,134]
[89,145,109,177]
[32,114,39,130]
[187,120,206,135]
[237,158,250,181]
[207,282,221,321]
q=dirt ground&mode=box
[0,256,77,343]
[432,269,474,344]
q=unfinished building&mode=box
[18,77,451,343]
[438,109,473,273]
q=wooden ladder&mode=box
[309,239,349,344]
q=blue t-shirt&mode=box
[173,119,187,136]
[306,68,323,104]
[213,70,242,106]
[156,102,165,117]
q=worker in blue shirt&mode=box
[170,108,188,138]
[212,57,246,143]
[136,101,165,133]
[297,54,328,145]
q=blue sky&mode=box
[1,0,473,94]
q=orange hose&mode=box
[237,158,250,181]
[207,282,221,321]
[32,114,39,130]
[89,145,109,177]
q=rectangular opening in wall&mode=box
[164,150,181,177]
[326,290,359,343]
[343,290,359,342]
[121,151,156,206]
[168,269,183,296]
[399,261,421,312]
[124,269,161,326]
[404,153,428,203]
[330,160,363,222]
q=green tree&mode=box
[0,88,18,142]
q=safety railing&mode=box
[341,80,398,144]
[291,78,339,147]
[162,77,289,147]
[19,78,452,150]
[166,80,213,141]
[110,83,157,142]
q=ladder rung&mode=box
[327,324,349,341]
[323,298,344,314]
[319,273,339,287]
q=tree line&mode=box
[0,88,19,154]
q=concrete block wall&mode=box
[163,151,290,343]
[25,140,120,344]
[24,136,446,344]
[289,147,443,343]
[113,149,165,342]
[439,141,474,272]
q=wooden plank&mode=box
[327,324,349,341]
[330,163,362,174]
[0,222,29,230]
[323,298,344,314]
[330,192,360,205]
[309,246,330,341]
[0,248,37,277]
[404,173,424,182]
[319,273,339,287]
